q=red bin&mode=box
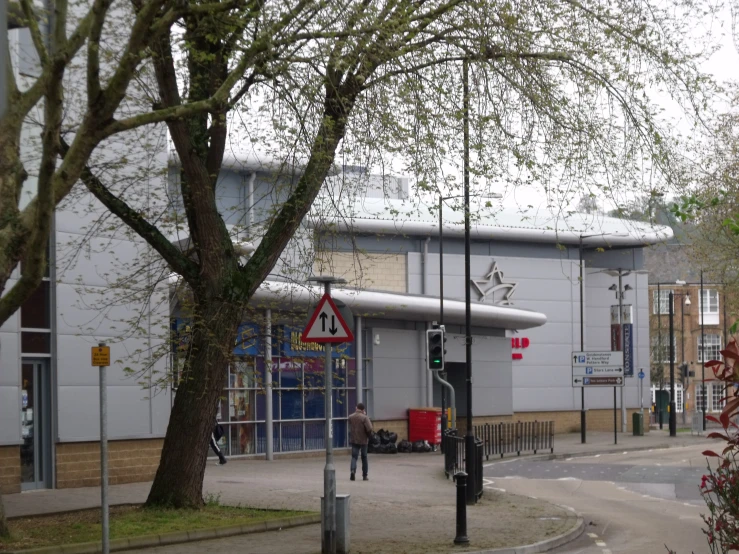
[408,408,442,444]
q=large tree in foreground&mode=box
[0,0,282,534]
[73,0,717,507]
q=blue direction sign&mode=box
[638,370,645,379]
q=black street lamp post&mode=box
[462,58,476,506]
[701,270,706,431]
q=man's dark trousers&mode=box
[350,443,368,477]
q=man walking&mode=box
[348,403,373,481]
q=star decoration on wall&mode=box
[471,261,517,305]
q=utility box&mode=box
[409,408,442,445]
[632,412,644,436]
[322,494,350,554]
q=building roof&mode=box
[644,243,696,284]
[251,280,547,330]
[308,198,673,248]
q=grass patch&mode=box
[0,503,312,551]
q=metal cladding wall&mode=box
[368,323,512,420]
[0,291,21,445]
[408,248,649,413]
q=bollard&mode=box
[336,494,351,554]
[454,471,469,545]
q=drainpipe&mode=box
[356,316,363,405]
[265,309,273,461]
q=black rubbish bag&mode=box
[369,433,381,448]
[378,429,391,445]
[387,432,398,444]
[397,440,412,453]
[386,442,398,454]
[423,440,433,453]
[412,440,425,453]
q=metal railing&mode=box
[474,421,554,460]
[443,429,464,477]
[442,429,483,500]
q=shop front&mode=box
[175,321,357,457]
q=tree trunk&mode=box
[146,295,241,508]
[0,494,9,538]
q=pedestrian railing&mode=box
[474,421,554,460]
[443,429,464,477]
[442,429,484,500]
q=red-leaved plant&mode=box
[695,338,739,552]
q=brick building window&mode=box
[651,334,676,363]
[698,334,722,363]
[696,384,708,412]
[699,289,720,325]
[653,290,673,315]
[712,383,726,412]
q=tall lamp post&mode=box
[462,57,476,506]
[667,290,691,437]
[700,270,706,431]
[438,192,500,434]
[578,232,623,444]
[609,270,632,433]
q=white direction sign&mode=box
[572,351,623,367]
[572,376,624,387]
[572,365,623,377]
[572,351,624,388]
[301,293,354,343]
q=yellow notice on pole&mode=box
[92,346,110,367]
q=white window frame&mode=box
[698,334,722,363]
[711,383,726,412]
[699,289,720,325]
[653,289,673,315]
[651,334,676,363]
[696,384,708,412]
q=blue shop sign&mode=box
[277,325,354,358]
[172,319,262,356]
[234,323,261,356]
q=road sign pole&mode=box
[323,281,336,554]
[97,342,110,554]
[305,276,351,554]
[613,386,617,445]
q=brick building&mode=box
[646,243,736,426]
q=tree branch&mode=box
[87,0,113,108]
[58,137,200,285]
[19,0,48,66]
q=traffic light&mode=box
[679,363,689,380]
[427,327,446,371]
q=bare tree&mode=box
[66,0,718,508]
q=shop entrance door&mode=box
[20,360,52,490]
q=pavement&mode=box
[2,429,719,554]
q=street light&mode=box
[608,271,632,436]
[437,193,500,435]
[701,270,706,432]
[666,290,690,436]
[578,232,626,444]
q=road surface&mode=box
[484,443,715,554]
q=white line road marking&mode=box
[587,533,599,538]
[595,540,607,547]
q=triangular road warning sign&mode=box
[302,293,354,343]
